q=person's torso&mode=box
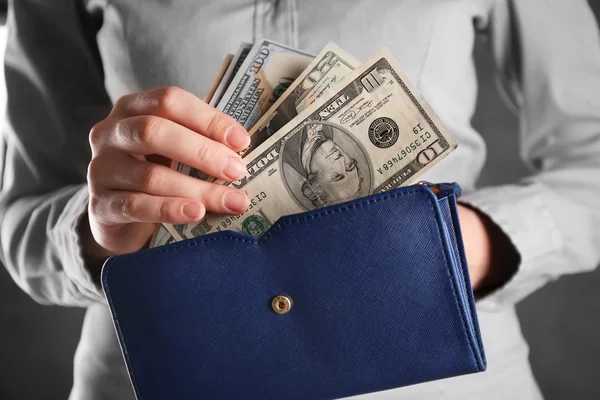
[71,1,542,399]
[89,0,494,191]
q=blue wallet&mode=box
[102,182,486,400]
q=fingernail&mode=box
[183,203,202,219]
[223,191,248,213]
[225,126,251,149]
[223,156,246,180]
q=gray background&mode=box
[1,3,600,399]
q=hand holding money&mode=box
[76,37,512,296]
[165,47,457,241]
[79,40,513,296]
[84,86,251,257]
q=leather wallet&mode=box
[102,182,486,400]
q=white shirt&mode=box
[1,0,600,398]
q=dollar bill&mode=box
[209,43,253,107]
[149,225,162,247]
[216,39,314,130]
[150,225,176,248]
[203,53,234,103]
[175,48,457,240]
[244,42,360,155]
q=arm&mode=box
[0,1,111,306]
[461,0,600,307]
[1,2,252,307]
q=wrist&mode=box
[457,203,519,294]
[79,212,114,260]
[77,211,114,286]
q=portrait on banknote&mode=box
[280,120,373,210]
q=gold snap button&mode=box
[272,295,292,314]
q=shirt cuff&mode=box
[55,184,107,304]
[459,182,564,310]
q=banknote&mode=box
[209,43,253,107]
[215,39,314,130]
[150,225,176,248]
[176,48,457,240]
[203,53,234,103]
[244,42,360,155]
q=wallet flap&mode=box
[102,184,485,400]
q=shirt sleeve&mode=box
[460,0,600,309]
[0,1,111,306]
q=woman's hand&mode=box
[457,204,519,294]
[84,86,251,259]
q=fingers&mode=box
[87,86,253,231]
[90,191,206,225]
[89,153,250,215]
[91,115,247,182]
[112,86,250,151]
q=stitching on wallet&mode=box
[427,196,481,371]
[128,189,422,260]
